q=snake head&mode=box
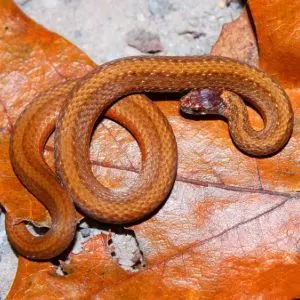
[180,88,226,116]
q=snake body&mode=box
[7,56,293,260]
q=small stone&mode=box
[148,0,171,18]
[79,221,89,228]
[80,228,91,238]
[126,28,163,54]
[74,30,82,38]
[178,30,206,39]
[219,0,244,7]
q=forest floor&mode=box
[0,0,244,297]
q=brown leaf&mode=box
[248,0,300,87]
[1,0,300,298]
[0,1,94,224]
[8,192,300,298]
[0,0,95,134]
[211,8,259,67]
[0,135,50,226]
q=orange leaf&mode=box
[0,135,50,226]
[1,1,299,299]
[248,0,300,88]
[0,0,94,224]
[211,8,259,67]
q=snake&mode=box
[6,56,293,260]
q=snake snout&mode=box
[180,88,226,116]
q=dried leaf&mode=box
[0,135,50,226]
[248,0,300,87]
[0,0,94,224]
[0,0,95,134]
[211,8,259,67]
[1,0,300,298]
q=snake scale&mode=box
[6,56,293,260]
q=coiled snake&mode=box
[6,56,293,259]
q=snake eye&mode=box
[180,105,208,116]
[192,108,207,115]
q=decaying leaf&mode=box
[248,0,300,87]
[211,8,258,67]
[1,0,299,298]
[0,0,94,224]
[0,135,50,227]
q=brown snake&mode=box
[6,56,293,260]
